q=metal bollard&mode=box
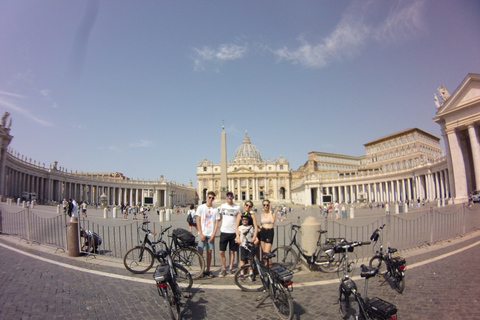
[67,217,80,257]
[104,208,108,219]
[159,209,164,222]
[166,209,171,222]
[113,207,117,219]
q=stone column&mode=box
[468,125,480,189]
[447,130,468,201]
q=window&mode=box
[203,167,207,172]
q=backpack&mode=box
[186,211,194,223]
[172,228,196,247]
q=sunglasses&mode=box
[208,196,215,200]
[226,195,233,198]
[263,204,270,207]
[245,204,252,208]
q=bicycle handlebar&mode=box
[336,240,371,250]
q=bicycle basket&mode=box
[172,228,196,247]
[153,264,170,283]
[270,263,293,284]
[366,297,397,318]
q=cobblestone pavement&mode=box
[1,229,480,320]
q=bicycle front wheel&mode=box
[172,248,205,280]
[272,282,294,320]
[173,263,193,292]
[271,247,299,270]
[339,289,350,319]
[369,255,387,276]
[123,246,154,274]
[317,251,343,273]
[234,264,263,292]
[158,282,180,320]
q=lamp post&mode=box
[169,190,176,208]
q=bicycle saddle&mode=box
[388,247,397,254]
[317,230,328,234]
[264,253,276,260]
[360,264,378,279]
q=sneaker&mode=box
[228,269,235,275]
[219,270,227,278]
[204,270,215,278]
[239,274,245,281]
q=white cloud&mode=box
[0,90,52,127]
[374,0,426,42]
[193,43,248,71]
[273,0,425,68]
[129,139,152,148]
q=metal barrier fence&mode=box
[0,207,67,250]
[1,204,479,267]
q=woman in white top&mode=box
[258,199,275,266]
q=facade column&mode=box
[447,130,468,201]
[468,125,480,190]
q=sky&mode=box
[0,0,479,186]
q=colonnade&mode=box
[302,166,450,206]
[3,150,195,207]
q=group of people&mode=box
[62,199,88,218]
[186,191,276,278]
[120,204,150,220]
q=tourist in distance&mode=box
[195,191,220,278]
[186,204,197,235]
[218,191,241,277]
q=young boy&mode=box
[238,216,255,280]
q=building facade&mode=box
[433,73,480,202]
[196,132,291,203]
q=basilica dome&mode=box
[233,133,262,163]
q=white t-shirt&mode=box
[238,225,254,247]
[195,204,220,237]
[219,203,241,234]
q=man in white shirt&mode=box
[195,191,220,278]
[218,191,241,277]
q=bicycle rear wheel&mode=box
[272,281,294,320]
[173,263,193,291]
[271,247,299,270]
[123,246,154,274]
[234,264,263,292]
[172,248,205,280]
[157,282,180,320]
[394,272,405,293]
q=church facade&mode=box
[196,133,291,203]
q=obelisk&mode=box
[220,121,228,199]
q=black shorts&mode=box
[219,232,238,252]
[258,228,274,244]
[240,246,254,262]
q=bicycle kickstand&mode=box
[255,292,271,309]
